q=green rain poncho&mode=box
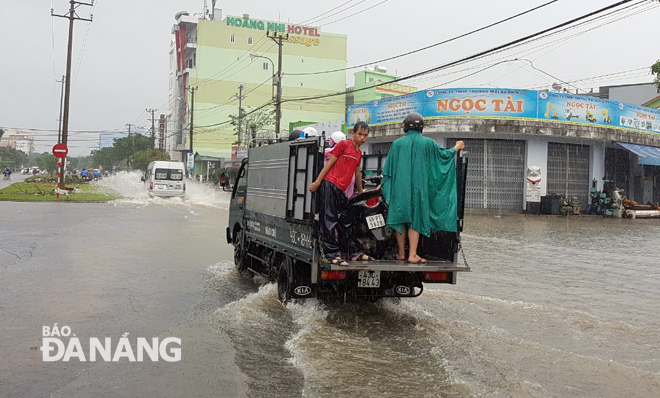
[381,130,458,236]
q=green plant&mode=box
[652,59,660,93]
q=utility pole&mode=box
[186,86,197,153]
[146,108,156,147]
[52,0,93,191]
[56,75,65,143]
[125,123,134,168]
[236,83,245,147]
[267,31,288,140]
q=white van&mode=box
[142,161,186,198]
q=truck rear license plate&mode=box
[366,214,385,229]
[358,270,380,288]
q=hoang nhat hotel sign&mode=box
[225,14,321,47]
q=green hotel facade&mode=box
[167,11,347,165]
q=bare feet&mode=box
[408,254,427,264]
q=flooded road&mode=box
[1,172,659,397]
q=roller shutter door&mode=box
[546,142,590,207]
[448,138,525,210]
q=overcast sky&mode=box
[1,0,658,155]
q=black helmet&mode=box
[403,112,424,132]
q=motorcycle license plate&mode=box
[358,270,380,288]
[366,214,386,229]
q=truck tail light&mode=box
[183,183,186,191]
[424,272,449,282]
[149,182,153,190]
[321,270,346,280]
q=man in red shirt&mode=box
[309,122,370,265]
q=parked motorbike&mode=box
[347,176,396,259]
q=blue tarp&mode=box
[616,142,660,166]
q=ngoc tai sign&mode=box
[347,88,660,135]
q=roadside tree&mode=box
[0,146,29,170]
[112,134,154,168]
[228,108,275,146]
[90,147,116,172]
[652,59,660,92]
[130,149,170,171]
[32,152,57,173]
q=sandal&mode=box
[351,253,374,262]
[329,257,349,267]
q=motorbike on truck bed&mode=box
[227,137,469,302]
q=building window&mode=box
[368,77,374,82]
[230,34,235,43]
[262,62,269,71]
[248,36,253,45]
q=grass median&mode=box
[0,180,122,202]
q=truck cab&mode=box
[227,137,469,302]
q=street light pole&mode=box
[250,53,275,100]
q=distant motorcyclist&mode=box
[3,167,12,180]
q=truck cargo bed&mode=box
[327,260,470,272]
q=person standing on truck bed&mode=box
[309,122,372,265]
[381,112,465,264]
[324,131,356,199]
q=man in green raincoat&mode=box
[381,112,465,263]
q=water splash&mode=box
[95,171,230,209]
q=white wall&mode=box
[589,142,606,190]
[523,140,548,210]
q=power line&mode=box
[285,0,560,76]
[280,0,642,105]
[72,0,99,83]
[318,0,389,27]
[303,0,368,25]
[404,0,653,90]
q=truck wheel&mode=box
[233,228,250,276]
[277,257,293,303]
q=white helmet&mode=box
[329,131,346,146]
[302,126,318,138]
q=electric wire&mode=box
[71,0,97,84]
[280,0,645,105]
[285,0,560,76]
[318,0,389,27]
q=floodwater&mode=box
[42,174,660,396]
[208,214,660,398]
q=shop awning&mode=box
[194,151,224,162]
[615,142,660,166]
